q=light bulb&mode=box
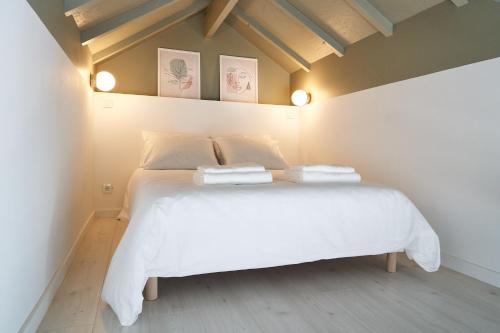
[95,71,116,92]
[291,89,310,106]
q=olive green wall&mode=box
[291,0,500,102]
[27,0,93,76]
[95,13,290,105]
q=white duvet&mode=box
[102,169,440,326]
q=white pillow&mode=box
[141,131,218,170]
[212,135,288,169]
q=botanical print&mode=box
[220,55,258,103]
[158,49,200,99]
[169,58,193,90]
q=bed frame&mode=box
[143,252,397,301]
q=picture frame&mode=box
[158,48,200,99]
[219,55,258,103]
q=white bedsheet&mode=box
[102,169,440,326]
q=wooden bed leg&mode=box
[386,253,397,273]
[144,277,158,301]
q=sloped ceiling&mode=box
[64,0,465,72]
[67,0,151,29]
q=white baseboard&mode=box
[441,253,500,288]
[19,211,95,333]
[95,209,121,219]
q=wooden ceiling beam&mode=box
[205,0,239,38]
[271,0,344,57]
[92,1,209,64]
[345,0,393,37]
[450,0,469,7]
[64,0,97,16]
[80,0,181,45]
[232,7,311,72]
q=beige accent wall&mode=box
[27,0,93,77]
[291,0,500,102]
[95,12,290,105]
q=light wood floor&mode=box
[38,218,500,333]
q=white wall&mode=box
[300,57,500,287]
[93,93,299,212]
[0,2,94,332]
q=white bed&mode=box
[102,169,440,326]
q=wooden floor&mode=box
[38,218,500,333]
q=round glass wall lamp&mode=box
[95,71,116,92]
[291,89,310,106]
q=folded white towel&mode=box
[197,163,265,174]
[284,170,361,183]
[289,164,355,173]
[193,171,273,185]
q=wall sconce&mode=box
[95,71,116,92]
[291,89,310,106]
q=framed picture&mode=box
[158,48,200,99]
[219,55,258,103]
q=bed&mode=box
[101,168,440,326]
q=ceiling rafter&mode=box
[92,1,210,64]
[270,0,344,57]
[345,0,393,37]
[205,0,239,38]
[450,0,468,7]
[80,0,181,45]
[232,7,310,72]
[64,0,97,16]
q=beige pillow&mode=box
[141,131,218,170]
[212,135,288,169]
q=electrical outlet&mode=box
[102,184,114,194]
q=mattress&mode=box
[102,169,440,326]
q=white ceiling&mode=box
[65,0,452,71]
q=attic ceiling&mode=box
[64,0,468,72]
